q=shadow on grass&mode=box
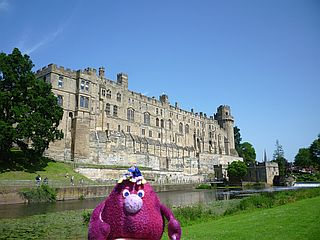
[0,150,53,173]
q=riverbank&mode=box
[0,195,319,239]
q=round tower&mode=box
[214,105,235,154]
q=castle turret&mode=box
[214,105,236,155]
[117,73,128,89]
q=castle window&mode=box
[156,108,159,115]
[127,108,134,122]
[161,119,164,128]
[168,119,172,130]
[156,118,159,127]
[80,80,85,91]
[197,129,200,136]
[127,126,131,133]
[144,112,150,125]
[106,89,111,99]
[101,89,106,97]
[179,122,183,134]
[113,105,118,116]
[117,93,121,102]
[149,130,152,137]
[58,76,63,88]
[57,95,63,107]
[118,125,121,132]
[85,81,90,91]
[142,129,145,135]
[185,124,189,134]
[80,96,89,108]
[160,109,163,116]
[209,132,212,138]
[105,103,111,115]
[158,133,161,138]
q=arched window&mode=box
[105,103,111,115]
[127,108,134,122]
[161,119,164,128]
[168,119,172,130]
[113,105,118,116]
[144,112,150,125]
[156,118,159,127]
[106,89,111,99]
[117,93,121,102]
[179,122,183,134]
[185,124,189,134]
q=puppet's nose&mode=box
[124,194,143,214]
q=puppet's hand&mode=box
[168,218,181,240]
[88,202,110,240]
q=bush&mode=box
[196,184,212,189]
[19,185,57,203]
[82,210,92,225]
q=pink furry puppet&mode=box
[88,166,181,240]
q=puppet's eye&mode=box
[123,189,130,198]
[137,190,145,198]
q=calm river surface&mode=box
[0,185,311,219]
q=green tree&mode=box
[309,134,320,168]
[239,142,256,165]
[273,140,287,176]
[234,126,242,154]
[294,148,312,168]
[227,160,248,181]
[0,48,63,161]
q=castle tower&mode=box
[117,73,128,89]
[214,105,236,155]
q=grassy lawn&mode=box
[168,196,320,240]
[0,196,319,239]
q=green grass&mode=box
[1,195,319,239]
[163,196,320,240]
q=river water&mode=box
[0,184,316,219]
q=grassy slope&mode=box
[0,196,319,239]
[171,196,320,240]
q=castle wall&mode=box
[37,64,241,176]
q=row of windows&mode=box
[101,89,121,101]
[80,80,90,92]
[105,104,118,116]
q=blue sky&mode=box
[1,0,319,161]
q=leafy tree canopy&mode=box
[294,148,312,168]
[234,126,242,152]
[227,160,248,180]
[0,48,63,160]
[272,140,287,176]
[309,134,320,168]
[239,142,256,165]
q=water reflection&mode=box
[0,186,309,219]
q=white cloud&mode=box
[0,0,9,12]
[23,25,65,55]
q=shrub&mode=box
[19,185,57,203]
[196,184,212,189]
[82,210,92,225]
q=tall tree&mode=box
[239,142,256,165]
[227,160,248,181]
[0,48,64,160]
[234,126,242,154]
[309,134,320,168]
[273,140,287,176]
[294,148,312,168]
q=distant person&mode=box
[71,175,74,186]
[43,177,48,185]
[36,174,41,186]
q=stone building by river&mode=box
[36,64,242,182]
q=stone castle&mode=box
[36,64,242,182]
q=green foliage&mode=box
[273,140,288,176]
[238,142,256,165]
[19,184,57,203]
[309,134,320,168]
[82,210,92,225]
[0,48,63,161]
[227,160,248,180]
[233,126,242,153]
[294,172,320,182]
[196,184,212,189]
[294,148,312,168]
